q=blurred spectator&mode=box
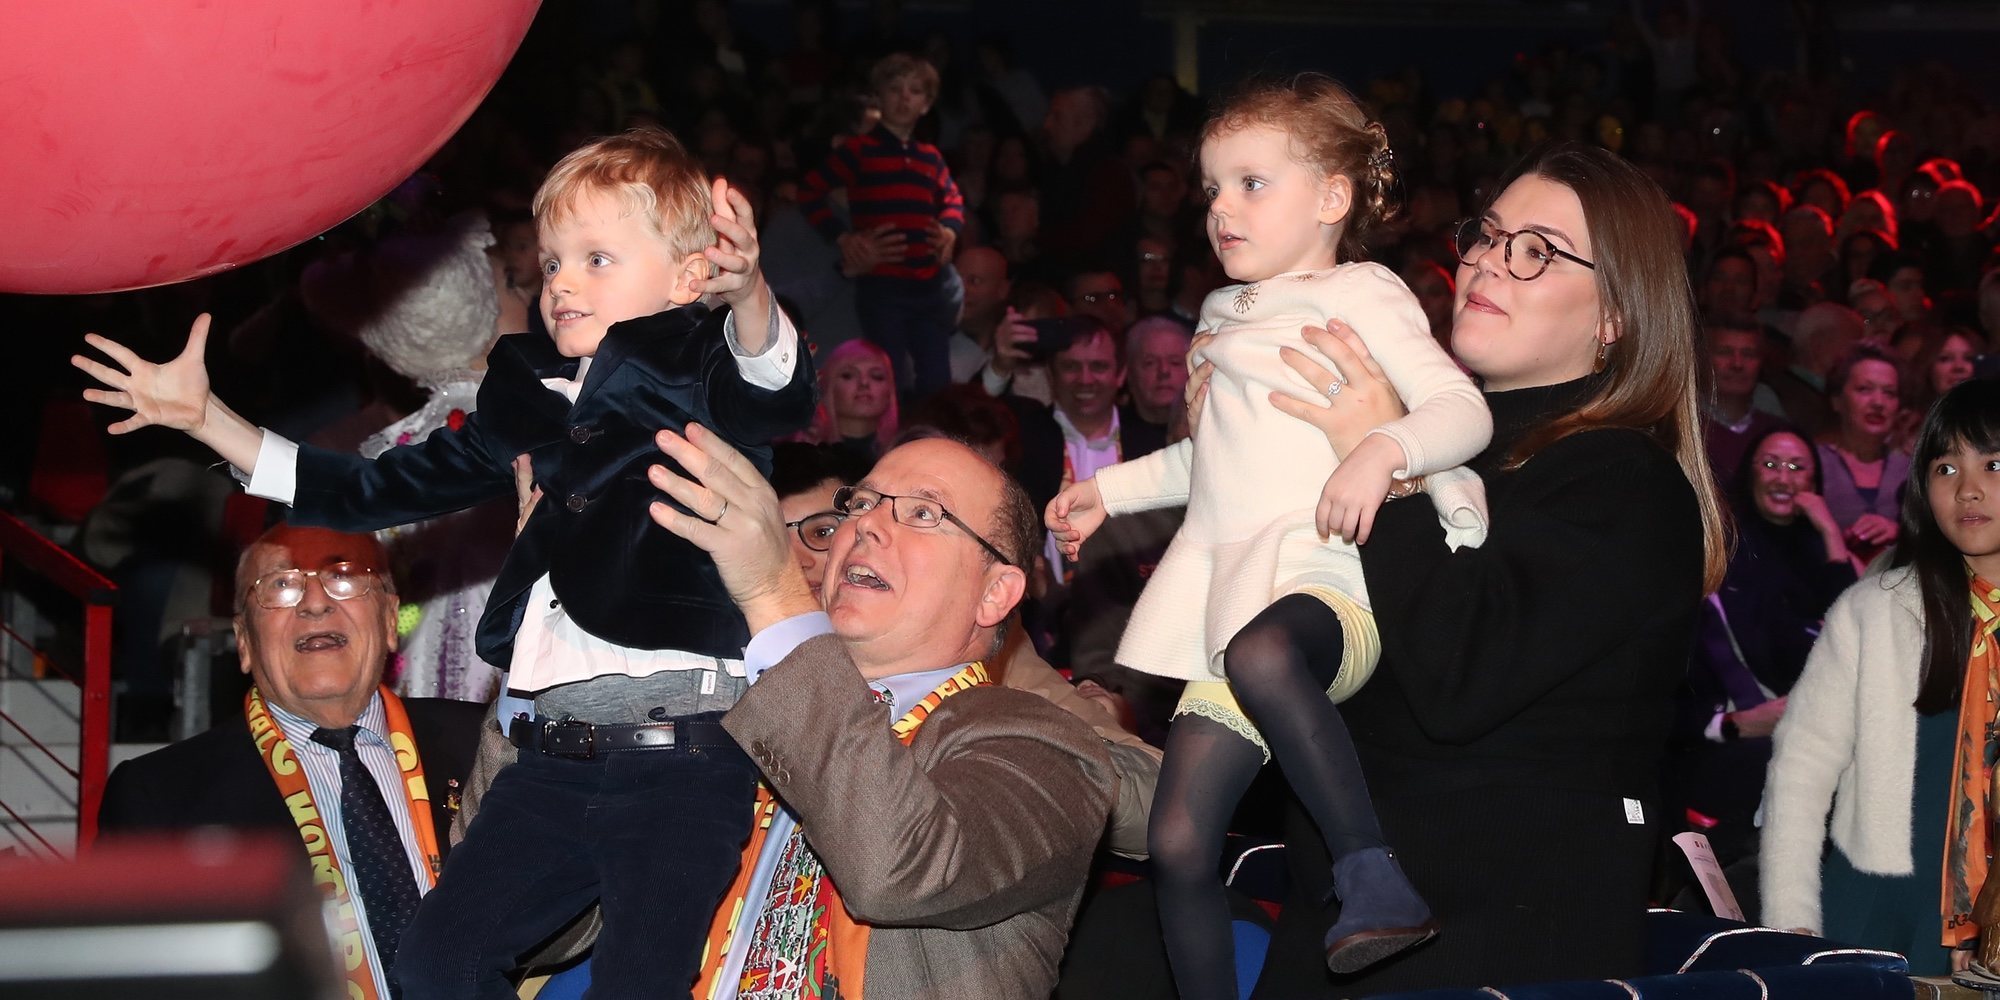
[802,338,899,461]
[1732,219,1786,314]
[1069,270,1136,333]
[1703,322,1788,493]
[1700,245,1759,322]
[1837,228,1896,297]
[948,245,1012,383]
[1925,180,1989,296]
[1979,268,2000,347]
[1134,160,1199,247]
[976,281,1069,406]
[1133,235,1178,317]
[1769,302,1864,437]
[1847,277,1904,347]
[1778,205,1836,307]
[1871,252,1934,325]
[973,36,1047,136]
[902,384,1025,473]
[1894,327,1984,451]
[1836,189,1899,245]
[1673,426,1856,872]
[1816,343,1911,563]
[991,187,1048,280]
[1034,87,1137,270]
[1789,168,1850,222]
[1735,178,1791,226]
[1121,316,1194,442]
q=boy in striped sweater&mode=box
[800,53,966,398]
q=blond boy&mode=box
[76,128,816,998]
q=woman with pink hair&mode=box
[804,337,899,459]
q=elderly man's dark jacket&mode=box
[98,697,485,848]
[284,304,816,667]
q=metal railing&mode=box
[0,510,115,855]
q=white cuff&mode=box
[237,430,300,505]
[979,363,1009,396]
[724,303,801,391]
[1704,710,1727,743]
[1363,426,1417,479]
[744,611,835,683]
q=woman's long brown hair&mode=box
[1498,142,1730,592]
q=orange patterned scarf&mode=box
[244,685,440,1000]
[1943,575,2000,947]
[694,662,990,1000]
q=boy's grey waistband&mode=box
[532,669,749,725]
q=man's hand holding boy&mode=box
[647,424,819,635]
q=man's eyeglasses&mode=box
[1077,290,1126,305]
[832,486,1015,566]
[1453,218,1597,281]
[245,562,380,610]
[786,512,844,553]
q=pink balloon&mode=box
[0,1,542,294]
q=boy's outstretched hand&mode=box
[71,312,263,471]
[73,313,214,435]
[692,177,778,351]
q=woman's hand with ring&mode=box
[1183,331,1217,437]
[1269,320,1406,459]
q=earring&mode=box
[1592,338,1609,373]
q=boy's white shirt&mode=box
[239,305,800,693]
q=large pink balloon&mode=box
[0,1,542,295]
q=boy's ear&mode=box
[1319,175,1355,227]
[667,252,712,306]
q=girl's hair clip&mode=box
[1369,148,1396,171]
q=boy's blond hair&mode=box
[869,53,940,102]
[533,128,715,258]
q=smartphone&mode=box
[1019,315,1101,363]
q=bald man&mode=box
[949,246,1014,384]
[652,428,1116,1000]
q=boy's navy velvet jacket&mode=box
[287,302,816,668]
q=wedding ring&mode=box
[713,499,730,522]
[1325,379,1345,398]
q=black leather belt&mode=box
[508,716,739,759]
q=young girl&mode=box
[1048,75,1492,995]
[1763,376,2000,976]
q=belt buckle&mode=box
[543,717,596,759]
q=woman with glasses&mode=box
[1238,142,1727,995]
[1671,427,1858,885]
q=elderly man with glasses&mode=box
[99,523,484,1000]
[645,425,1116,1000]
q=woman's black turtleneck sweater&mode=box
[1251,375,1708,999]
[1344,374,1705,792]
